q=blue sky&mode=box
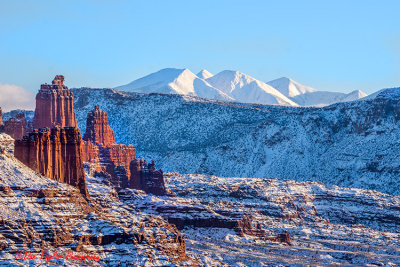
[0,0,399,96]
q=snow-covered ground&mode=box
[120,173,400,266]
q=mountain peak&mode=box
[197,69,213,79]
[267,77,316,98]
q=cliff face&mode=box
[83,105,115,146]
[0,107,3,128]
[4,113,27,140]
[14,127,88,197]
[33,75,78,129]
[82,105,165,195]
[129,159,166,195]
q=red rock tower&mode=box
[32,75,78,129]
[83,105,115,146]
[14,127,88,197]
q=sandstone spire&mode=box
[32,75,78,129]
[83,105,115,146]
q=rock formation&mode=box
[83,105,115,146]
[129,159,166,195]
[32,75,78,129]
[4,113,27,140]
[14,127,88,197]
[0,107,3,132]
[82,105,166,195]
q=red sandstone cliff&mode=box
[14,127,88,197]
[4,113,27,140]
[0,107,3,132]
[32,75,78,129]
[0,107,3,126]
[129,159,166,196]
[83,105,115,146]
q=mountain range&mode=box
[116,68,367,107]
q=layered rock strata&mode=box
[33,75,78,129]
[14,127,88,196]
[4,113,27,140]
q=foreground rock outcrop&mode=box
[33,75,78,129]
[0,137,192,265]
[3,112,28,140]
[82,106,166,195]
[14,127,88,197]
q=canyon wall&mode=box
[14,126,88,197]
[33,75,78,129]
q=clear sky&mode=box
[0,0,399,106]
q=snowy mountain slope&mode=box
[206,70,298,106]
[267,77,316,98]
[115,68,233,101]
[196,69,213,79]
[266,77,368,106]
[0,133,193,266]
[120,173,400,266]
[72,87,400,196]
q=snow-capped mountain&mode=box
[206,70,298,106]
[116,68,298,106]
[267,77,368,106]
[72,87,400,196]
[196,69,213,79]
[115,68,233,101]
[267,77,316,98]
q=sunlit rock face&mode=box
[33,75,78,129]
[14,127,89,197]
[83,105,115,146]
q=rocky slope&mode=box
[0,134,192,266]
[72,87,400,196]
[120,172,400,266]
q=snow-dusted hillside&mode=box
[267,77,367,106]
[0,133,193,266]
[72,87,400,196]
[122,173,400,265]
